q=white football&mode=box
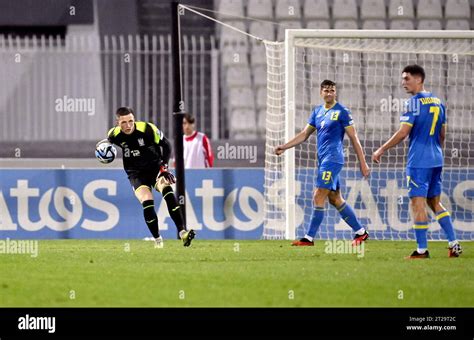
[95,141,117,164]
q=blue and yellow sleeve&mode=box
[340,108,354,128]
[400,111,415,127]
[307,107,317,127]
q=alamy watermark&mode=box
[0,238,38,258]
[216,142,257,164]
[55,95,96,116]
[380,95,421,115]
[18,314,55,333]
[324,239,365,258]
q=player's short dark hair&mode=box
[320,79,336,89]
[116,107,134,117]
[183,113,195,124]
[402,65,425,82]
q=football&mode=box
[95,141,117,164]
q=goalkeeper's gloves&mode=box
[157,164,176,184]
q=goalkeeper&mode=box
[275,80,370,246]
[98,107,195,248]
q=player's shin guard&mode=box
[161,186,185,233]
[337,202,364,233]
[436,210,456,243]
[414,222,429,252]
[306,207,325,239]
[142,200,160,238]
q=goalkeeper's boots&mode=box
[291,238,314,246]
[154,236,164,249]
[448,243,463,258]
[352,231,369,246]
[181,229,196,247]
[405,250,430,259]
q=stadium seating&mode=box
[335,65,363,86]
[337,85,364,108]
[306,20,331,29]
[250,44,267,66]
[228,88,255,110]
[390,19,415,29]
[303,0,330,20]
[365,110,393,139]
[364,60,393,85]
[252,65,267,87]
[430,85,447,101]
[445,19,471,29]
[257,109,266,134]
[332,0,358,20]
[277,20,303,40]
[249,21,275,42]
[416,0,443,20]
[365,85,392,109]
[422,62,446,85]
[417,19,443,30]
[217,0,245,20]
[445,0,471,19]
[388,0,415,19]
[247,0,273,20]
[334,20,359,29]
[362,20,387,30]
[360,0,386,20]
[215,0,473,139]
[447,86,472,108]
[447,107,472,139]
[447,63,473,85]
[275,0,302,20]
[256,87,267,110]
[311,66,336,85]
[221,45,249,67]
[225,65,252,87]
[229,108,258,139]
[220,21,248,46]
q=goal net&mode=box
[263,30,474,241]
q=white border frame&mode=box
[283,29,474,240]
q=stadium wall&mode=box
[0,168,473,240]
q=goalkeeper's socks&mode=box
[337,202,364,233]
[435,210,456,242]
[142,200,160,238]
[161,186,185,233]
[414,222,429,252]
[306,207,325,238]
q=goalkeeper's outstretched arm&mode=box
[275,124,316,156]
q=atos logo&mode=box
[0,180,119,231]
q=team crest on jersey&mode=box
[138,138,145,146]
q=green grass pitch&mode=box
[1,240,473,307]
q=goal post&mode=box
[263,30,474,241]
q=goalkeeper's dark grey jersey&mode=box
[107,121,170,175]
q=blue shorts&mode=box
[406,167,443,198]
[316,161,343,191]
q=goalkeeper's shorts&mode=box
[406,167,443,198]
[128,168,161,193]
[316,161,343,191]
